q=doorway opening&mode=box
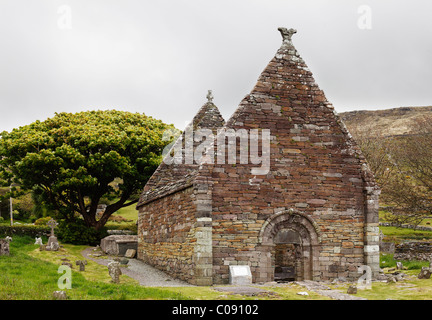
[274,229,303,282]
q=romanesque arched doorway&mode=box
[257,209,321,283]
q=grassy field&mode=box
[0,235,186,300]
[380,225,432,242]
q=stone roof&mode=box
[137,27,379,208]
[224,27,378,191]
[136,99,225,207]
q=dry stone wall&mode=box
[137,187,198,283]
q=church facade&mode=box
[136,28,380,285]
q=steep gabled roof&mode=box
[137,97,225,207]
[223,27,378,190]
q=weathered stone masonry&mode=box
[137,28,380,285]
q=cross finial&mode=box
[206,90,214,103]
[278,27,297,43]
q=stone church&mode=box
[136,28,380,285]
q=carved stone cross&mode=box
[47,219,58,237]
[278,27,297,43]
[76,260,87,271]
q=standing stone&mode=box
[76,260,87,271]
[0,238,11,256]
[108,261,122,283]
[396,262,403,270]
[347,285,357,294]
[418,267,432,279]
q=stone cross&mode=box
[108,261,122,283]
[76,260,87,271]
[47,219,58,237]
[206,90,214,103]
[278,27,297,43]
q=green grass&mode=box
[0,235,186,300]
[114,203,138,222]
[332,278,432,300]
[380,226,432,242]
[380,253,429,270]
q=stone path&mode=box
[213,286,276,297]
[81,247,193,287]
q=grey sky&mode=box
[0,0,431,132]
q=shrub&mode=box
[57,220,108,245]
[0,224,50,238]
[34,216,52,226]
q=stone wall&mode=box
[137,187,198,283]
[394,242,432,262]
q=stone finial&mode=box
[278,27,297,43]
[206,90,214,103]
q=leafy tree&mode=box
[0,110,175,231]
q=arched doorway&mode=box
[257,209,321,283]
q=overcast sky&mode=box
[0,0,431,132]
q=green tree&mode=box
[0,110,175,230]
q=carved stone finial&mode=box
[206,90,214,103]
[278,27,297,43]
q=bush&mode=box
[57,220,108,245]
[0,224,50,238]
[34,216,52,226]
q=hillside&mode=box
[339,106,432,137]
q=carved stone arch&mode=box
[256,209,321,282]
[259,208,321,245]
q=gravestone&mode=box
[53,291,67,300]
[34,237,43,245]
[0,237,11,256]
[76,260,87,271]
[418,267,432,279]
[46,219,60,251]
[108,261,122,283]
[229,265,252,285]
